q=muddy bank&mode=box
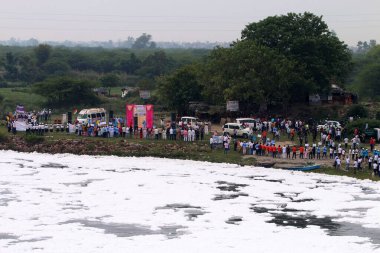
[0,136,211,159]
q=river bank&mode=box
[0,133,378,181]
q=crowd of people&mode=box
[5,109,379,176]
[216,118,379,176]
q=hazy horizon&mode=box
[1,0,380,46]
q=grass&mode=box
[0,87,45,112]
[307,166,379,181]
[0,86,146,118]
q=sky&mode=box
[0,0,379,46]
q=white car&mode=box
[222,123,250,138]
[317,120,342,131]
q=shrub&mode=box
[24,135,45,145]
[345,105,369,119]
[344,118,380,135]
[376,111,380,120]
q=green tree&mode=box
[3,52,19,81]
[351,45,380,99]
[119,53,141,74]
[357,62,380,99]
[241,12,352,94]
[157,65,202,114]
[32,77,99,107]
[34,44,52,66]
[138,51,172,78]
[132,33,156,49]
[42,58,71,75]
[202,41,298,112]
[18,55,39,84]
[345,105,369,118]
[100,73,120,87]
[100,73,121,96]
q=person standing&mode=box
[286,145,291,159]
[369,156,373,170]
[322,146,327,159]
[370,137,375,152]
[358,157,363,171]
[299,146,304,159]
[209,136,214,150]
[354,159,358,174]
[346,156,350,171]
[224,141,229,154]
[292,146,297,159]
[336,157,341,170]
[372,161,378,176]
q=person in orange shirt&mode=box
[292,146,297,159]
[272,145,276,158]
[276,145,282,158]
[299,146,304,159]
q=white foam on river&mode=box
[0,150,379,253]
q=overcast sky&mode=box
[1,0,379,46]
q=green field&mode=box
[0,87,46,113]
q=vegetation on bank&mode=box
[0,126,378,181]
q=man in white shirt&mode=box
[345,156,350,171]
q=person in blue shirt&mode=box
[322,146,327,159]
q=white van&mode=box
[236,118,256,128]
[77,108,107,124]
[181,116,199,126]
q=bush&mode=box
[24,135,45,145]
[376,111,380,120]
[344,118,380,135]
[345,105,369,119]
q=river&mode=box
[0,150,379,253]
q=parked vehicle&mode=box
[180,116,200,126]
[222,123,250,138]
[76,108,107,124]
[317,120,342,131]
[236,118,257,128]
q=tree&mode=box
[352,45,380,99]
[32,77,99,107]
[241,12,352,94]
[18,55,39,84]
[157,65,202,114]
[138,51,172,78]
[131,33,156,49]
[346,105,369,118]
[119,53,141,74]
[100,73,120,87]
[42,58,71,76]
[357,62,380,99]
[3,52,18,81]
[202,41,298,113]
[34,44,51,66]
[100,73,121,96]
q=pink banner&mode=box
[145,104,154,129]
[126,104,134,128]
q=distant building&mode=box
[93,87,108,96]
[309,84,357,105]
